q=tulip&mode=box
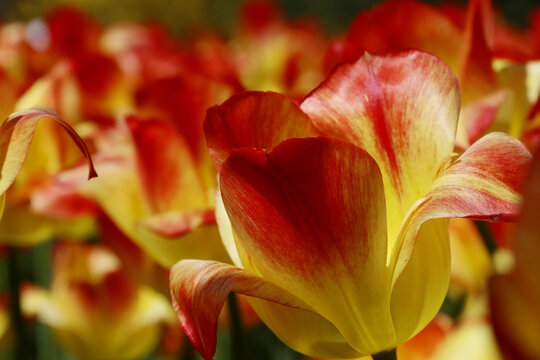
[21,242,176,360]
[170,50,531,359]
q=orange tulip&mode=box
[170,50,531,359]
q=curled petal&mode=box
[390,132,531,339]
[0,106,97,196]
[170,260,313,360]
[393,132,530,277]
[204,91,319,170]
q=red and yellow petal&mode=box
[137,209,215,238]
[455,90,507,150]
[170,260,315,360]
[220,137,395,354]
[458,0,497,103]
[0,106,97,196]
[389,132,530,342]
[204,91,319,170]
[301,50,460,246]
[128,118,208,213]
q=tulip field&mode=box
[0,0,539,359]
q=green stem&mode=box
[474,221,497,255]
[228,292,250,360]
[181,339,195,360]
[372,348,397,360]
[7,246,33,360]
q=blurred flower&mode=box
[325,0,536,149]
[170,50,531,359]
[231,0,326,97]
[489,148,540,359]
[8,8,235,266]
[21,241,176,360]
[0,107,96,230]
[0,294,11,352]
[448,218,492,295]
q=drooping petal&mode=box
[0,106,97,196]
[170,260,360,360]
[390,132,531,342]
[302,51,460,246]
[220,137,395,354]
[204,91,319,170]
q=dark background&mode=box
[0,0,538,37]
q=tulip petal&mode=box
[0,106,97,196]
[170,260,361,360]
[80,168,228,267]
[220,137,395,354]
[389,132,531,341]
[301,51,460,247]
[458,0,497,102]
[172,260,307,358]
[138,209,215,238]
[455,90,507,150]
[0,204,96,246]
[129,118,209,213]
[204,91,319,170]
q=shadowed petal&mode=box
[204,91,319,170]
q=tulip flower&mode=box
[21,241,176,360]
[170,50,531,359]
